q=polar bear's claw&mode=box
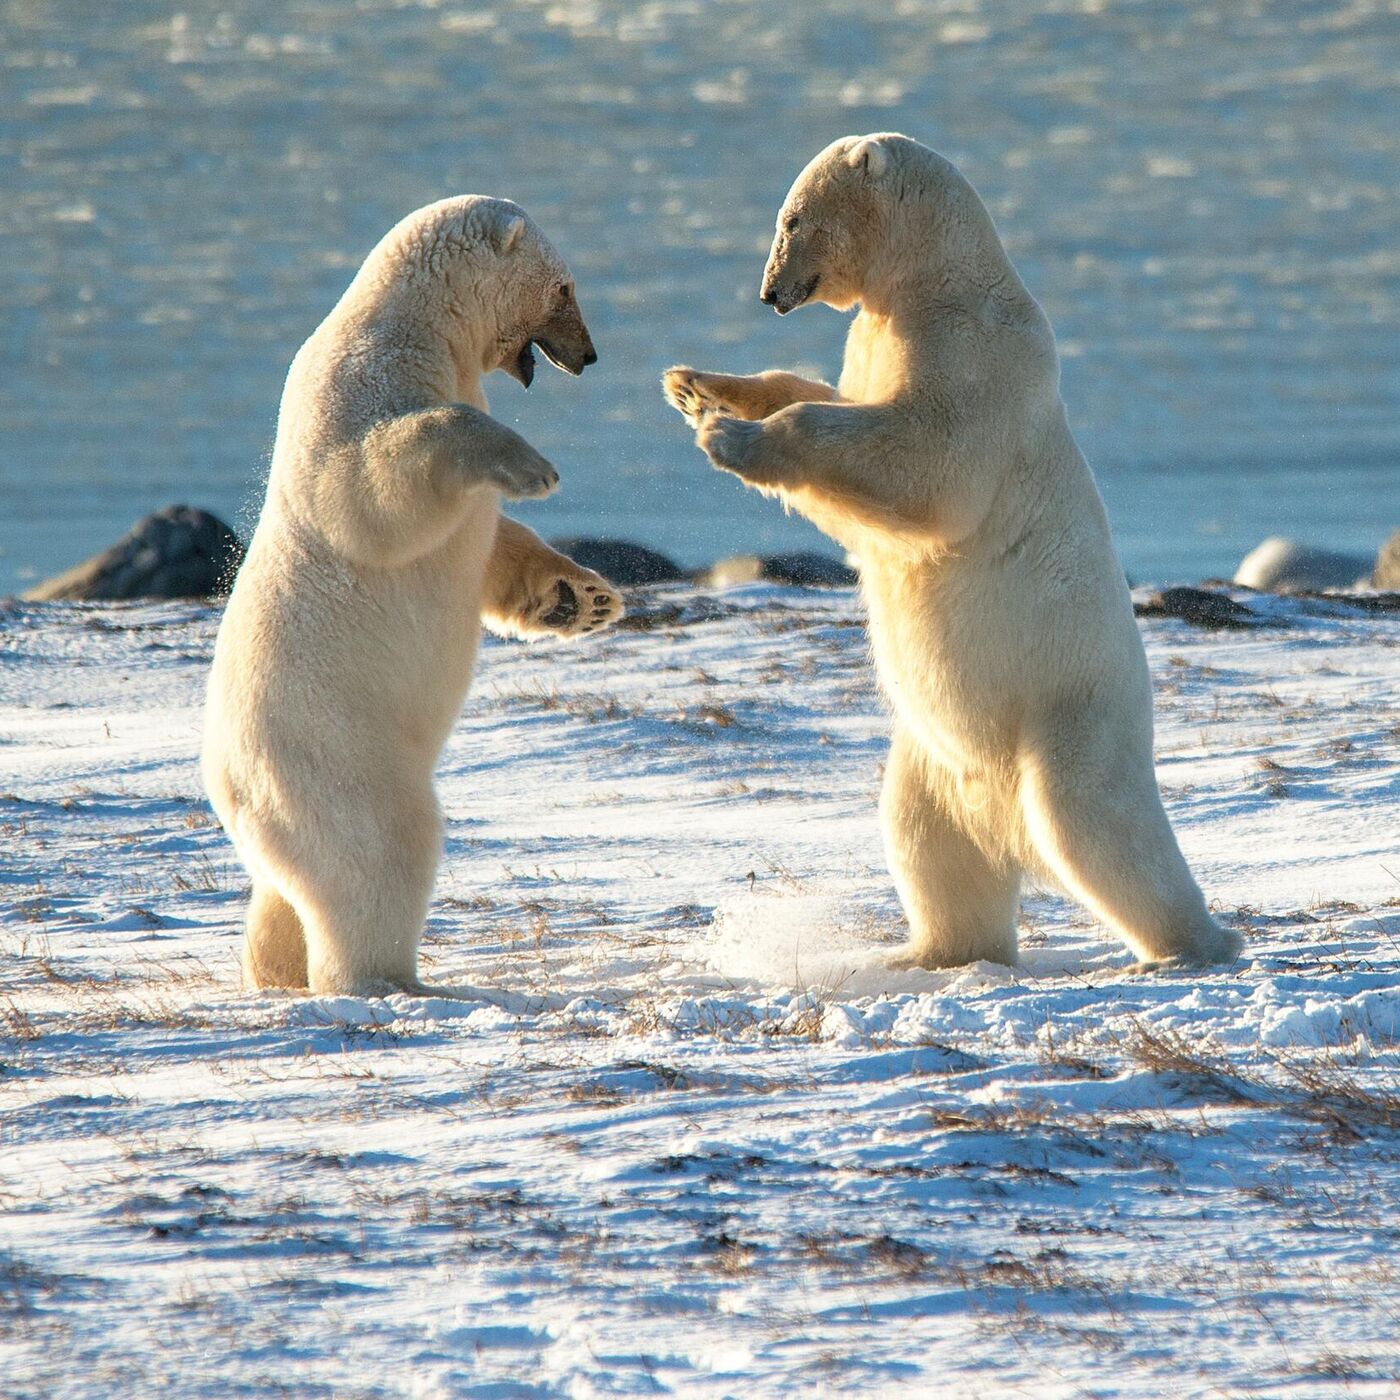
[580,584,619,634]
[662,366,732,424]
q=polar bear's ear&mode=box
[494,215,526,255]
[846,137,889,179]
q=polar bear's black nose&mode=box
[759,285,777,305]
[583,346,598,366]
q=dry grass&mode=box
[1,997,43,1043]
[494,682,641,722]
[865,1234,929,1278]
[1124,1020,1400,1136]
[673,701,739,729]
[703,1233,757,1276]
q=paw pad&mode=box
[539,580,580,628]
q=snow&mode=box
[2,585,1399,1397]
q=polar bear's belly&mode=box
[871,625,1014,771]
[861,564,1031,777]
[213,508,496,777]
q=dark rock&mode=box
[549,537,687,586]
[1294,591,1400,616]
[23,506,244,602]
[758,551,858,587]
[697,551,858,589]
[1134,586,1260,630]
[1375,529,1400,591]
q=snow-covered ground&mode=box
[2,586,1398,1398]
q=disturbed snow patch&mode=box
[701,889,1017,999]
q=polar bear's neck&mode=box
[332,252,495,401]
[859,159,1028,319]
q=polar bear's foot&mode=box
[522,571,623,639]
[243,885,309,990]
[663,367,731,424]
[1128,921,1243,973]
[483,520,625,642]
[884,946,1015,973]
[885,948,947,973]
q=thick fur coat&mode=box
[204,196,621,996]
[666,135,1239,970]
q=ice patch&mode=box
[392,995,515,1028]
[819,994,991,1048]
[1253,987,1400,1048]
[285,996,396,1028]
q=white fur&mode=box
[203,196,621,997]
[846,137,889,177]
[665,134,1240,971]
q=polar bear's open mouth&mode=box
[507,338,580,387]
[512,340,537,388]
[533,337,577,375]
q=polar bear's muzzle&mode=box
[761,238,821,315]
[761,272,820,316]
[532,302,598,379]
[503,303,597,387]
[534,332,597,377]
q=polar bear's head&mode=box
[469,200,598,388]
[760,134,997,315]
[374,196,597,388]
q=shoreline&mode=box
[8,503,1399,606]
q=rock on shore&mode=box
[22,506,244,602]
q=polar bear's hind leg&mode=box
[268,795,443,998]
[243,884,309,990]
[881,727,1022,968]
[1018,732,1240,967]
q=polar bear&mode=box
[203,196,622,998]
[664,134,1239,971]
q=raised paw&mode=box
[525,570,624,640]
[696,413,780,487]
[487,445,560,501]
[662,366,737,425]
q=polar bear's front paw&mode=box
[697,414,783,488]
[663,366,739,425]
[525,571,623,640]
[486,444,560,501]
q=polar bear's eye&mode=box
[558,284,573,303]
[783,215,800,234]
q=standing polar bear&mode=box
[665,134,1239,971]
[204,196,622,998]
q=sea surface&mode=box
[2,0,1397,589]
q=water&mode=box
[2,0,1397,591]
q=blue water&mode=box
[2,0,1397,591]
